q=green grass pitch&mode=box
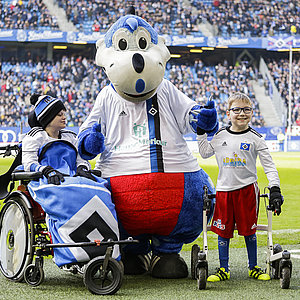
[0,152,299,299]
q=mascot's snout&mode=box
[132,53,144,74]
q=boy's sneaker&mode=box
[207,267,230,282]
[249,266,270,280]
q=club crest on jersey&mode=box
[240,143,250,151]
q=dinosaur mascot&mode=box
[78,8,218,278]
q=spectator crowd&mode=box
[267,57,300,126]
[0,55,266,128]
[0,0,59,31]
[55,0,299,37]
[197,0,300,37]
[2,0,298,38]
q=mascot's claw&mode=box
[189,100,218,133]
[82,123,105,156]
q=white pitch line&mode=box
[256,228,300,234]
[291,254,300,259]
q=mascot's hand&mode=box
[74,165,97,182]
[83,123,105,156]
[190,100,218,135]
[42,166,65,185]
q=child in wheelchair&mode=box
[0,94,140,294]
[197,92,283,282]
[21,94,120,267]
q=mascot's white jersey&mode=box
[79,79,200,177]
[197,127,280,191]
[22,127,89,172]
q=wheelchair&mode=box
[191,185,293,290]
[0,144,138,295]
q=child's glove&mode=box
[269,186,284,216]
[190,100,218,135]
[74,165,97,182]
[83,123,105,156]
[42,166,65,185]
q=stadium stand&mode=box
[196,0,300,37]
[53,0,300,37]
[0,0,59,30]
[0,0,299,130]
[0,56,265,128]
[55,0,204,36]
[266,57,300,126]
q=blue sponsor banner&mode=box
[0,126,299,144]
[0,29,104,44]
[0,29,298,49]
[171,35,262,48]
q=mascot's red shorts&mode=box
[110,173,184,236]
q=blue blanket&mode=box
[28,175,120,267]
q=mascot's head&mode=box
[95,8,170,102]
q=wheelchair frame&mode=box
[191,185,293,290]
[0,144,138,295]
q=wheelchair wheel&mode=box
[271,244,283,279]
[24,264,44,287]
[83,257,123,295]
[280,267,291,289]
[197,267,207,290]
[0,196,34,281]
[191,244,200,280]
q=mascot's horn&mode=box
[126,6,136,15]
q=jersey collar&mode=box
[226,126,251,135]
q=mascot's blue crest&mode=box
[104,15,158,48]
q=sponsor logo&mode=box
[0,129,17,143]
[133,122,147,138]
[113,122,167,152]
[222,141,227,146]
[213,219,225,230]
[251,223,257,230]
[223,153,246,167]
[119,111,127,117]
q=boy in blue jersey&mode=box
[198,92,283,281]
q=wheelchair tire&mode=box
[83,257,123,295]
[271,243,283,279]
[280,267,291,289]
[24,264,44,287]
[0,196,34,282]
[191,244,200,280]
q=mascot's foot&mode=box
[150,253,188,279]
[121,252,151,275]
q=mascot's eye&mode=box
[138,37,147,49]
[118,38,128,50]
